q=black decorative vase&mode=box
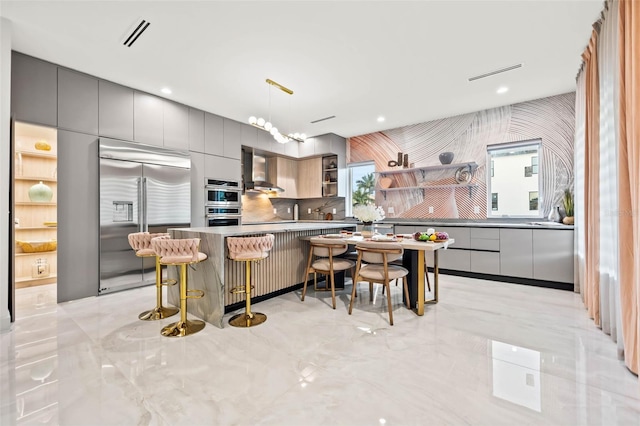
[439,152,454,165]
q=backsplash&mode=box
[348,92,576,219]
[242,193,345,222]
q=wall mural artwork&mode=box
[348,92,576,219]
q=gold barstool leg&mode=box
[229,260,267,328]
[161,263,206,337]
[139,256,179,321]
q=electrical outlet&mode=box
[273,208,277,214]
[388,206,395,214]
[428,206,434,214]
[287,207,291,213]
[307,208,312,214]
[332,208,336,214]
[474,206,480,214]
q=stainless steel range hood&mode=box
[242,148,284,193]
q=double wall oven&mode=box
[205,178,242,227]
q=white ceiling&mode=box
[0,1,602,139]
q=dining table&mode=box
[336,235,455,316]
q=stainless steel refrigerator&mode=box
[99,138,191,294]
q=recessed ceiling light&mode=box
[496,86,509,94]
[377,116,385,122]
[161,87,172,95]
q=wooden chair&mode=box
[302,237,355,309]
[349,241,410,325]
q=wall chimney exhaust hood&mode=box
[242,148,284,193]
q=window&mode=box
[487,139,542,217]
[529,191,539,210]
[346,161,376,217]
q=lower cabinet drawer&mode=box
[470,251,500,275]
[432,249,470,272]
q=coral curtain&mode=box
[582,28,601,325]
[598,0,624,356]
[617,0,640,375]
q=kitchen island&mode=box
[167,222,356,328]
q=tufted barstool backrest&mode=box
[128,232,170,252]
[151,237,202,264]
[227,234,275,261]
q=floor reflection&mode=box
[491,340,541,412]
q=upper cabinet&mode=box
[11,52,57,127]
[222,118,242,160]
[133,91,164,146]
[204,112,223,156]
[297,157,322,198]
[298,138,315,157]
[275,157,298,198]
[188,108,205,153]
[163,101,189,150]
[99,80,134,141]
[58,69,98,135]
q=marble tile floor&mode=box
[1,276,639,426]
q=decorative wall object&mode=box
[348,93,575,219]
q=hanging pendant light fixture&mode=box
[248,79,307,144]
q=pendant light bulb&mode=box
[270,127,278,136]
[257,117,265,127]
[248,116,257,125]
[264,121,272,131]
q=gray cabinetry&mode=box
[98,80,134,140]
[204,153,241,182]
[298,138,315,157]
[471,252,500,275]
[240,123,257,150]
[500,229,533,278]
[58,68,98,134]
[188,108,205,153]
[190,152,205,227]
[438,249,471,272]
[533,229,574,283]
[284,140,299,157]
[11,52,57,126]
[57,130,99,302]
[133,91,164,146]
[470,228,500,251]
[163,101,189,150]
[204,112,223,156]
[223,118,242,159]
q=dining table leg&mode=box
[425,249,440,305]
[417,250,425,316]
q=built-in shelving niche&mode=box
[13,122,58,288]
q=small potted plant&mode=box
[562,188,574,225]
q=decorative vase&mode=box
[548,206,562,223]
[28,181,53,202]
[563,216,574,225]
[361,222,374,238]
[439,152,454,165]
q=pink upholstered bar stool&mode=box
[226,234,275,328]
[127,232,179,321]
[151,237,208,337]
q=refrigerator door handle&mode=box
[137,177,143,232]
[142,177,148,232]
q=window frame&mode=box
[486,139,543,218]
[346,160,376,217]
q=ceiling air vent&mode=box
[468,63,523,82]
[122,18,151,47]
[310,115,336,124]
